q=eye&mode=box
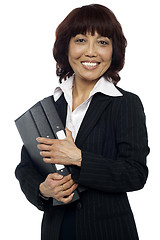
[98,40,109,45]
[75,38,86,43]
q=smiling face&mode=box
[68,32,113,84]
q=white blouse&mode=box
[53,76,122,141]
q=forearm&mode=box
[15,146,50,210]
[72,150,149,193]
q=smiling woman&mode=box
[15,4,149,240]
[53,4,127,84]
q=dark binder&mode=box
[15,96,80,205]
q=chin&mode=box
[79,73,101,82]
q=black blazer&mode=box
[15,87,149,240]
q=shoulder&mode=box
[111,87,146,127]
[108,87,146,125]
[115,86,144,110]
[116,86,140,100]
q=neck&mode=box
[72,76,98,111]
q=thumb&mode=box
[65,128,74,141]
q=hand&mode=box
[36,128,82,167]
[39,173,78,204]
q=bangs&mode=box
[69,5,114,38]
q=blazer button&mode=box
[77,202,82,210]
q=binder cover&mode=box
[15,96,80,205]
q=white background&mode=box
[0,0,159,239]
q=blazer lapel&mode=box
[54,92,113,149]
[54,93,67,127]
[75,93,112,148]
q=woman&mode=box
[15,4,150,240]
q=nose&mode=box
[85,40,97,58]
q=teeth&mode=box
[82,62,99,67]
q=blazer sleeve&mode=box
[15,146,51,211]
[71,93,150,193]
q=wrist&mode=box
[39,191,49,201]
[39,183,49,200]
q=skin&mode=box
[38,31,113,203]
[69,32,112,110]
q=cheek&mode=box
[100,48,113,63]
[69,45,84,61]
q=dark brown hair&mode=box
[53,4,127,84]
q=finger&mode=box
[62,179,75,190]
[51,175,73,194]
[65,128,74,141]
[43,156,60,164]
[47,174,72,192]
[43,157,54,163]
[48,173,63,180]
[59,174,72,185]
[43,157,67,165]
[62,183,78,197]
[37,144,51,151]
[55,178,75,193]
[58,183,78,199]
[36,137,54,145]
[40,151,51,158]
[59,193,75,204]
